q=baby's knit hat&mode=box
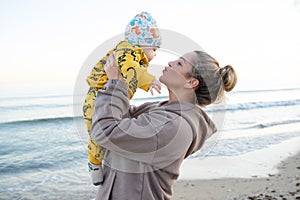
[125,12,161,47]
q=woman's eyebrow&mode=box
[179,57,187,62]
[180,56,192,65]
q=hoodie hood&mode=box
[162,101,217,158]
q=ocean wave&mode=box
[231,87,300,94]
[192,131,300,157]
[0,116,82,126]
[1,99,300,126]
[250,119,300,129]
[206,99,300,112]
[0,161,55,174]
[0,103,74,111]
[0,149,86,175]
[225,118,300,131]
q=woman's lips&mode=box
[162,67,168,73]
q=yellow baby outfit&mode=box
[83,11,161,186]
[83,40,155,165]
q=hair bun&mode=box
[220,65,237,92]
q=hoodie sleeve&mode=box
[90,80,193,164]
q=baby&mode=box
[83,11,161,185]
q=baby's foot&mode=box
[88,162,103,186]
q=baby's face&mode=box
[141,46,158,62]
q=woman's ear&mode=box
[184,78,199,89]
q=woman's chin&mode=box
[158,76,165,84]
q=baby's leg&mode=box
[88,136,105,186]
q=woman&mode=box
[90,51,237,200]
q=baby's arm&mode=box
[137,69,161,95]
[86,49,115,89]
[115,48,155,98]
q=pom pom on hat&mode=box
[125,12,161,47]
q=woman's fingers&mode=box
[104,54,116,71]
[104,54,122,80]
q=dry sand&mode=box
[172,151,300,200]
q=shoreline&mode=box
[172,138,300,200]
[178,136,300,180]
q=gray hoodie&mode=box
[90,80,217,200]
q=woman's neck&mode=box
[168,88,196,103]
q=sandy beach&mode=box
[172,139,300,200]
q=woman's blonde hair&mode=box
[189,51,237,106]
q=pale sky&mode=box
[0,0,300,91]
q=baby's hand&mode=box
[149,78,161,95]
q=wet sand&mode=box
[172,150,300,200]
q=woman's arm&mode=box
[90,79,193,165]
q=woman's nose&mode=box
[168,61,173,67]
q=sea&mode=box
[1,83,300,199]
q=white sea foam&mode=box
[179,136,300,180]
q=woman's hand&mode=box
[104,53,123,80]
